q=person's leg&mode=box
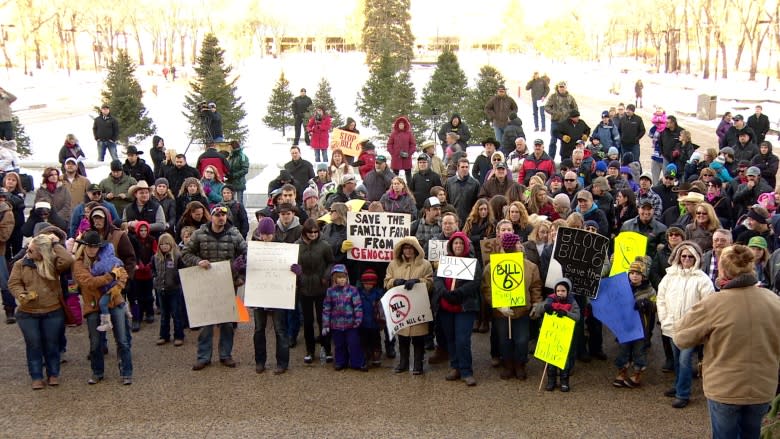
[651,159,664,185]
[170,290,185,341]
[41,309,64,379]
[587,311,605,358]
[454,311,477,378]
[548,121,559,161]
[672,342,693,400]
[573,295,588,360]
[86,312,105,378]
[315,296,331,357]
[97,141,106,162]
[110,304,133,378]
[395,335,410,371]
[196,324,215,363]
[707,399,739,439]
[737,402,771,438]
[272,310,289,369]
[217,321,234,361]
[439,311,458,371]
[532,100,539,131]
[108,141,119,162]
[16,311,45,380]
[139,280,155,322]
[346,328,364,369]
[159,291,171,340]
[540,106,546,131]
[322,149,328,163]
[253,308,268,367]
[332,329,347,368]
[287,298,301,346]
[300,296,316,356]
[293,116,302,145]
[512,316,530,377]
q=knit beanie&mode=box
[608,147,619,157]
[258,217,275,235]
[501,233,521,251]
[360,269,378,285]
[595,161,607,172]
[628,256,651,279]
[303,187,318,202]
[154,177,169,187]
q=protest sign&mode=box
[181,261,237,327]
[547,227,609,298]
[490,252,526,307]
[347,211,411,262]
[427,239,448,262]
[609,231,648,276]
[437,256,477,280]
[534,314,576,370]
[380,283,432,339]
[592,273,645,343]
[480,237,501,265]
[244,241,299,310]
[329,128,361,157]
[345,199,366,212]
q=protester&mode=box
[153,233,185,347]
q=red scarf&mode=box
[46,181,58,193]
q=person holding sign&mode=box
[533,278,580,392]
[384,237,433,375]
[481,232,542,380]
[432,232,482,386]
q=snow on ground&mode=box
[4,51,780,198]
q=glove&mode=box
[290,264,302,276]
[352,160,365,167]
[581,134,589,141]
[529,303,546,320]
[393,279,406,287]
[672,150,681,159]
[562,135,571,143]
[404,279,419,290]
[18,291,38,305]
[112,266,127,283]
[203,185,211,195]
[340,240,354,253]
[321,327,329,336]
[498,307,513,318]
[544,303,554,314]
[555,310,567,318]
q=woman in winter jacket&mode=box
[437,113,470,155]
[379,177,417,218]
[58,133,86,176]
[176,201,209,242]
[3,171,26,258]
[296,218,335,363]
[386,116,417,181]
[384,236,433,375]
[307,107,332,163]
[199,165,224,209]
[432,231,482,386]
[152,178,177,234]
[328,149,354,185]
[715,112,733,149]
[656,241,714,408]
[34,167,72,224]
[176,177,209,221]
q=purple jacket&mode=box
[323,285,363,331]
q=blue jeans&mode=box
[314,149,328,163]
[708,399,769,439]
[493,125,505,143]
[532,102,546,130]
[493,316,530,363]
[97,140,118,162]
[159,288,185,341]
[98,293,110,315]
[548,121,560,160]
[287,298,302,343]
[671,341,694,400]
[253,308,289,368]
[439,310,477,378]
[16,309,64,380]
[615,339,649,370]
[197,322,234,363]
[87,304,133,378]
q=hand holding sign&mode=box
[534,313,576,369]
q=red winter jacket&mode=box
[518,151,555,185]
[357,150,376,179]
[307,114,332,150]
[386,116,416,171]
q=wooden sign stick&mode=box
[538,363,548,393]
[508,315,512,339]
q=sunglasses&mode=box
[565,179,576,182]
[680,254,695,260]
[696,212,708,216]
[211,207,228,215]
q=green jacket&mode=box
[227,147,249,192]
[99,173,137,215]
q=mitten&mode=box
[529,302,546,320]
[555,310,567,318]
[672,150,681,159]
[404,279,419,290]
[562,135,571,143]
[290,264,302,276]
[498,307,513,318]
[340,240,354,253]
[581,134,589,141]
[321,327,329,336]
[544,303,554,314]
[393,279,406,287]
[203,185,211,195]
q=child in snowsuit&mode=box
[90,242,125,332]
[153,233,185,346]
[540,278,580,392]
[357,268,384,367]
[322,264,365,371]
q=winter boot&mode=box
[412,346,424,375]
[545,369,558,391]
[394,344,410,373]
[624,369,643,388]
[428,347,449,365]
[96,314,113,332]
[560,372,571,392]
[515,361,528,380]
[500,360,515,380]
[4,305,15,324]
[613,367,629,388]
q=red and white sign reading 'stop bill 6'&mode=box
[346,211,411,262]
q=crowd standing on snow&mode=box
[1,79,779,438]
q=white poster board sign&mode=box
[427,239,448,262]
[436,256,477,280]
[346,211,411,262]
[244,241,299,310]
[181,260,236,327]
[380,283,432,340]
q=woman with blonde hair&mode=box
[524,219,551,266]
[379,176,416,217]
[526,185,558,220]
[329,149,354,185]
[565,212,585,229]
[685,202,720,252]
[505,201,533,241]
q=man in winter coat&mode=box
[747,105,770,144]
[69,183,120,237]
[122,181,166,237]
[283,146,314,204]
[196,144,230,182]
[592,111,621,150]
[575,190,609,237]
[93,104,119,162]
[202,102,223,142]
[479,161,518,199]
[100,160,137,215]
[0,86,16,140]
[364,156,395,202]
[437,114,470,156]
[183,205,247,371]
[732,132,759,164]
[724,115,756,148]
[619,104,646,161]
[226,140,249,204]
[518,139,555,185]
[291,88,312,146]
[472,138,498,185]
[555,110,591,161]
[751,140,778,189]
[733,167,772,219]
[544,81,578,161]
[386,116,416,183]
[123,146,154,186]
[484,86,518,142]
[501,113,525,156]
[444,157,480,224]
[61,157,91,209]
[409,154,442,211]
[660,115,683,166]
[621,201,668,258]
[525,72,550,132]
[163,154,201,196]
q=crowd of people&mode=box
[1,80,779,438]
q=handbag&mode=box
[399,151,409,159]
[58,293,78,326]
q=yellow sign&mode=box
[534,314,576,369]
[490,253,526,308]
[329,129,361,157]
[345,199,366,212]
[609,231,648,276]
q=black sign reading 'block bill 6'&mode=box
[552,227,610,299]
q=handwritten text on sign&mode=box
[534,313,576,370]
[427,239,448,262]
[490,252,526,307]
[379,283,432,339]
[552,227,609,298]
[609,231,648,277]
[329,128,361,157]
[437,256,477,280]
[244,241,298,310]
[347,211,411,262]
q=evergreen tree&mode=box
[11,114,32,157]
[184,33,248,143]
[312,78,343,128]
[462,65,507,143]
[362,0,415,71]
[98,49,155,146]
[420,50,469,130]
[262,72,294,136]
